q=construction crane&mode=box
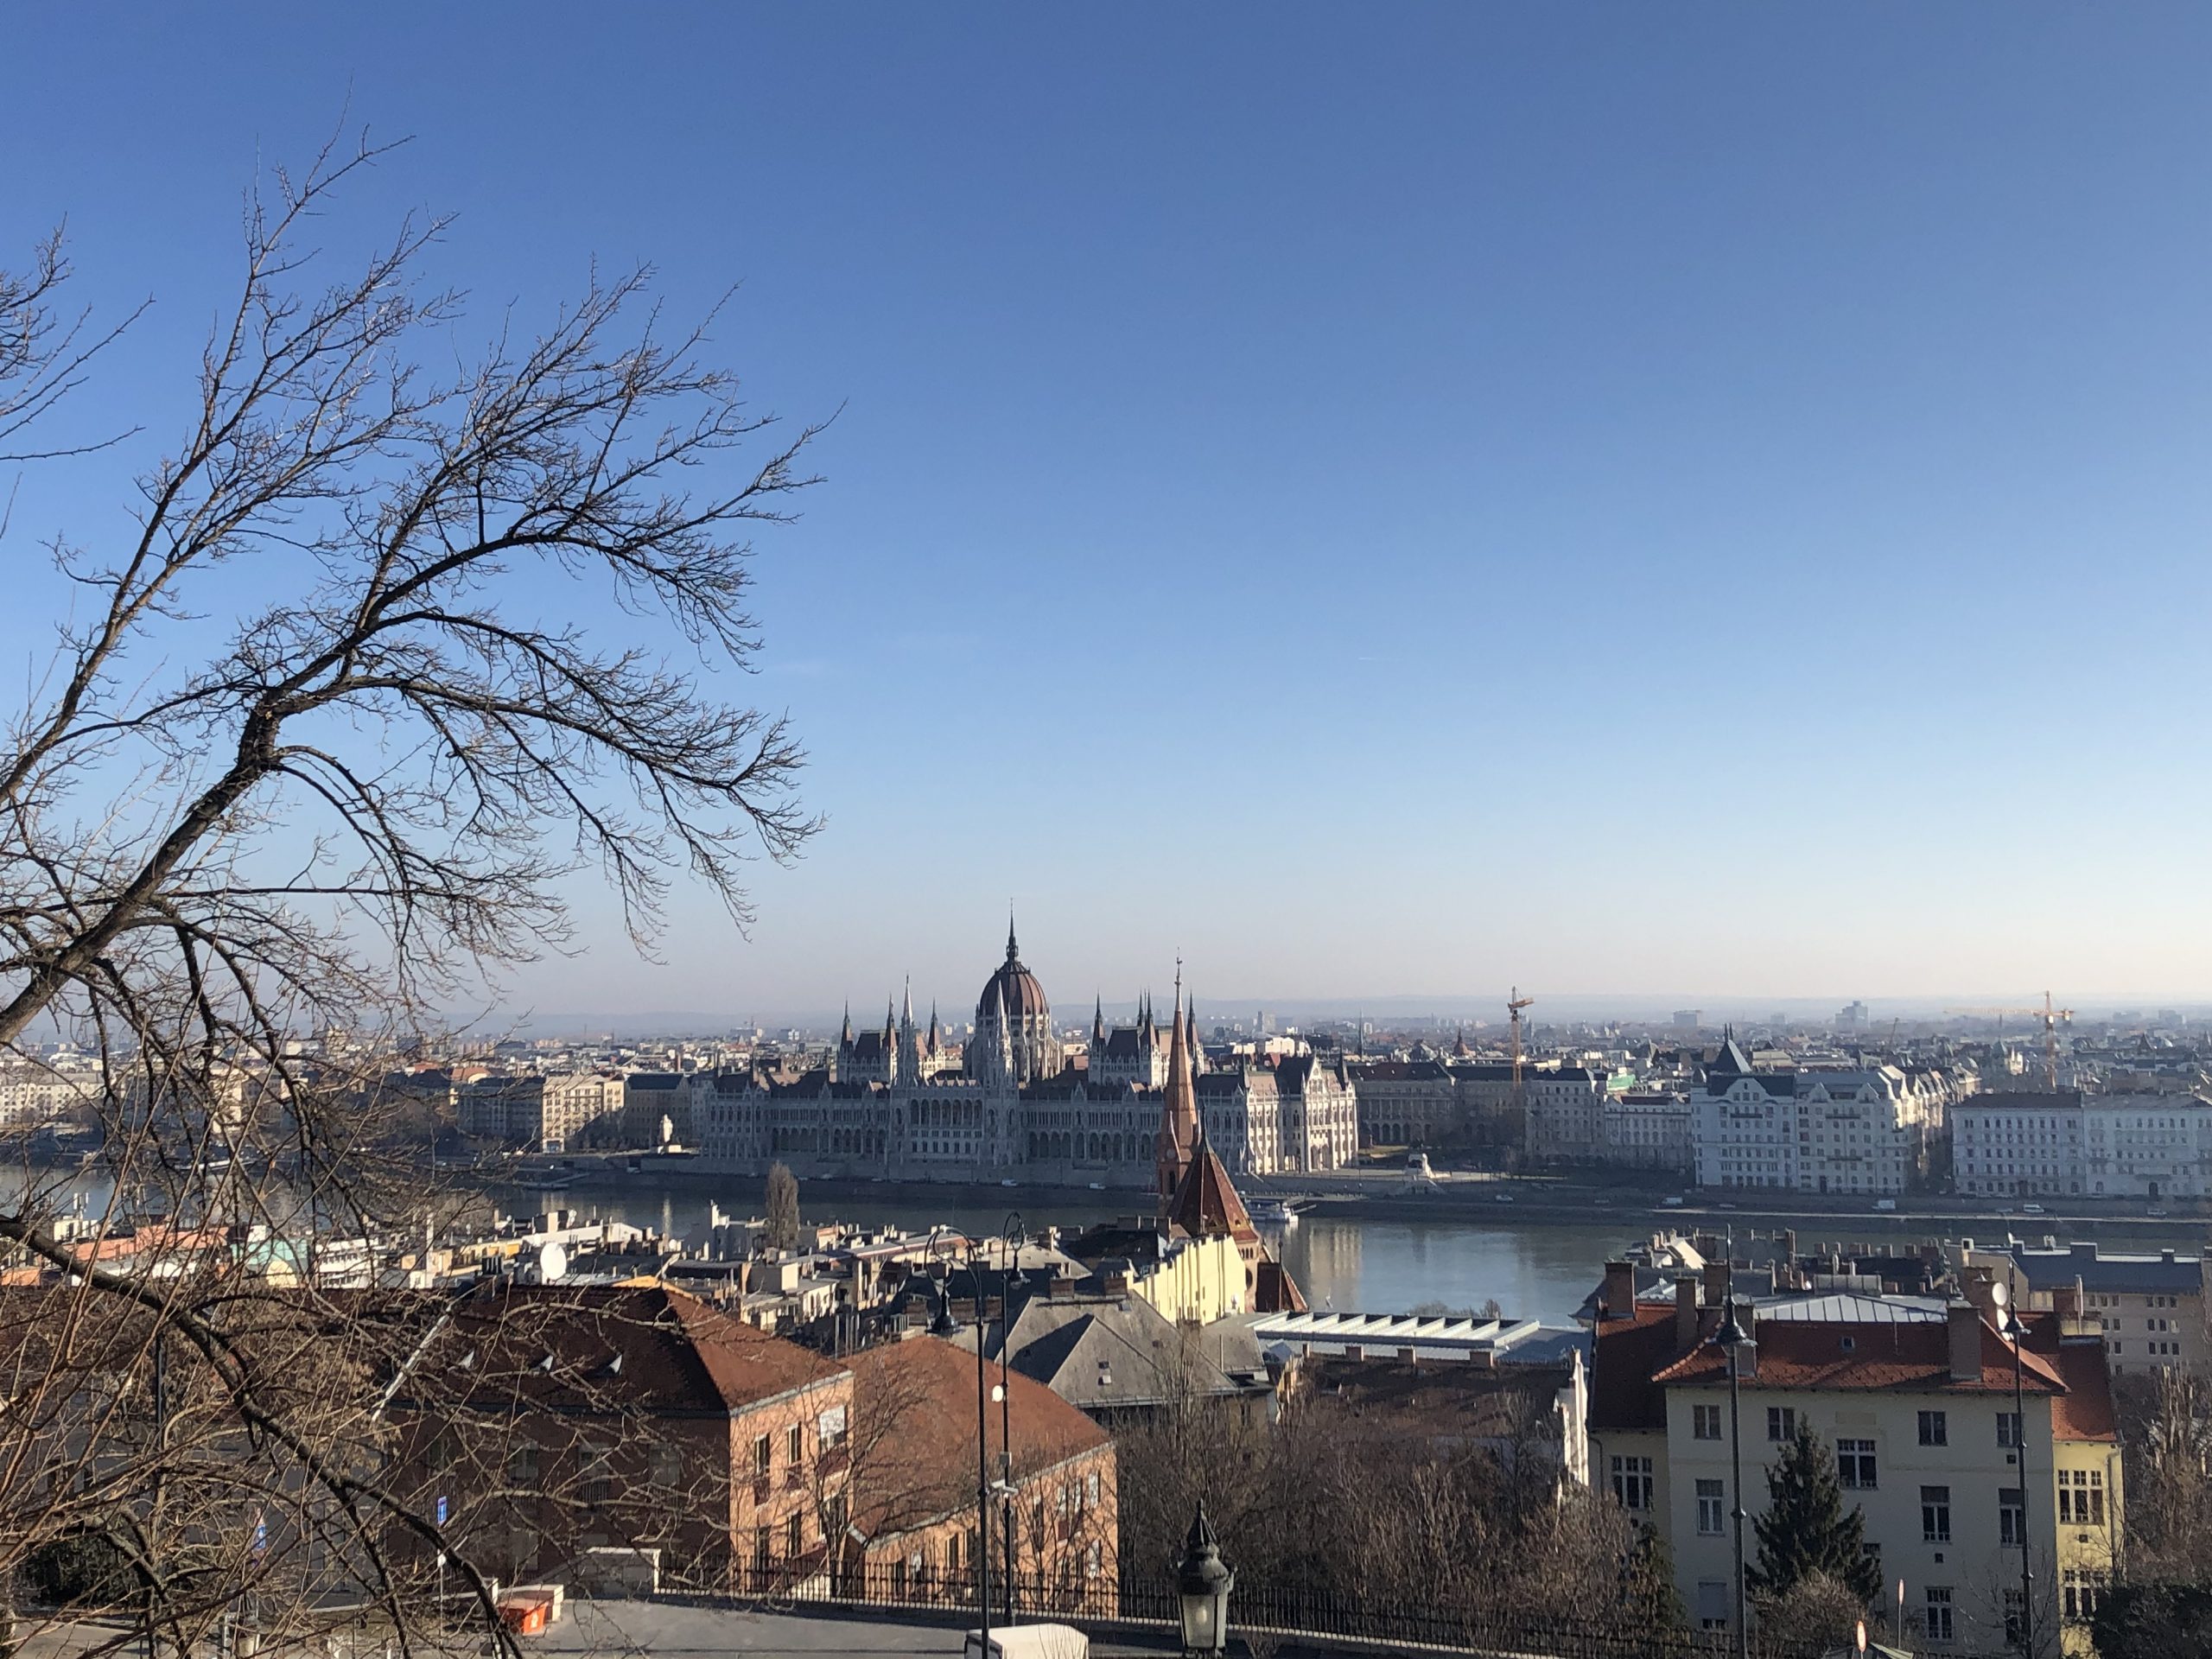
[1942,991,2074,1090]
[1508,987,1535,1116]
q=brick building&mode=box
[844,1334,1118,1611]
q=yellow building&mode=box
[1591,1271,2119,1655]
[1122,1230,1249,1324]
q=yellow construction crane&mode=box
[1508,987,1535,1107]
[1943,991,2074,1090]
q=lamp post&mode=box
[1174,1501,1234,1659]
[1000,1211,1024,1626]
[1708,1303,1757,1659]
[929,1237,993,1654]
[1998,1292,2035,1656]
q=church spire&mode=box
[1093,993,1106,1045]
[1007,904,1019,962]
[1158,962,1198,1221]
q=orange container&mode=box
[497,1597,550,1636]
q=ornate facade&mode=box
[695,925,1353,1195]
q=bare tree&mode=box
[0,128,823,1658]
[764,1164,801,1254]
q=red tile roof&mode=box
[437,1282,844,1415]
[847,1334,1110,1543]
[1591,1305,2116,1443]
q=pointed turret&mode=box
[927,1002,940,1055]
[1007,905,1019,962]
[841,1001,854,1046]
[1093,994,1106,1045]
[991,978,1014,1085]
[1157,969,1199,1217]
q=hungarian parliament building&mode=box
[692,923,1358,1186]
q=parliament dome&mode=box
[978,921,1050,1021]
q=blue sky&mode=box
[4,8,2210,1022]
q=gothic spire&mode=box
[841,1001,853,1046]
[1094,993,1106,1044]
[1158,962,1198,1221]
[1007,903,1019,962]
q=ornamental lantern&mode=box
[1174,1501,1234,1657]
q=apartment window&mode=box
[1925,1586,1955,1643]
[787,1423,804,1465]
[1696,1580,1731,1631]
[753,1525,771,1574]
[505,1442,541,1491]
[1837,1439,1877,1490]
[1767,1407,1796,1442]
[1696,1478,1726,1535]
[753,1433,772,1476]
[1999,1488,2024,1547]
[1087,1471,1103,1507]
[1610,1454,1655,1512]
[1996,1411,2020,1448]
[651,1443,683,1488]
[2063,1568,2104,1622]
[1921,1485,1952,1542]
[817,1403,849,1450]
[1917,1410,1948,1446]
[2058,1469,2106,1527]
[785,1511,804,1558]
[1694,1403,1723,1441]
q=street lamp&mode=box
[1708,1302,1757,1659]
[1174,1501,1234,1658]
[1995,1286,2035,1656]
[926,1235,995,1652]
[999,1211,1024,1625]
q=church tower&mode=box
[1156,972,1198,1218]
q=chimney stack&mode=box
[1602,1261,1637,1321]
[1703,1259,1732,1311]
[1675,1274,1700,1353]
[1948,1301,1985,1383]
[1962,1266,2001,1320]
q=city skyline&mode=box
[6,10,2211,1014]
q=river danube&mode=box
[524,1179,1629,1325]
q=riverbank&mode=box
[467,1154,2211,1243]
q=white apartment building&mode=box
[0,1062,99,1130]
[1524,1066,1606,1162]
[1592,1274,2121,1654]
[1954,1091,2212,1200]
[1603,1089,1693,1173]
[1692,1037,1934,1196]
[455,1071,626,1152]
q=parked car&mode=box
[1873,1198,1897,1212]
[2022,1203,2045,1215]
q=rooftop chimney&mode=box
[1702,1259,1732,1312]
[1602,1261,1637,1321]
[1948,1301,1985,1383]
[1675,1274,1700,1353]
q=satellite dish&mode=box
[537,1241,569,1282]
[1990,1280,2009,1309]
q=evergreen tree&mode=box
[1748,1421,1881,1601]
